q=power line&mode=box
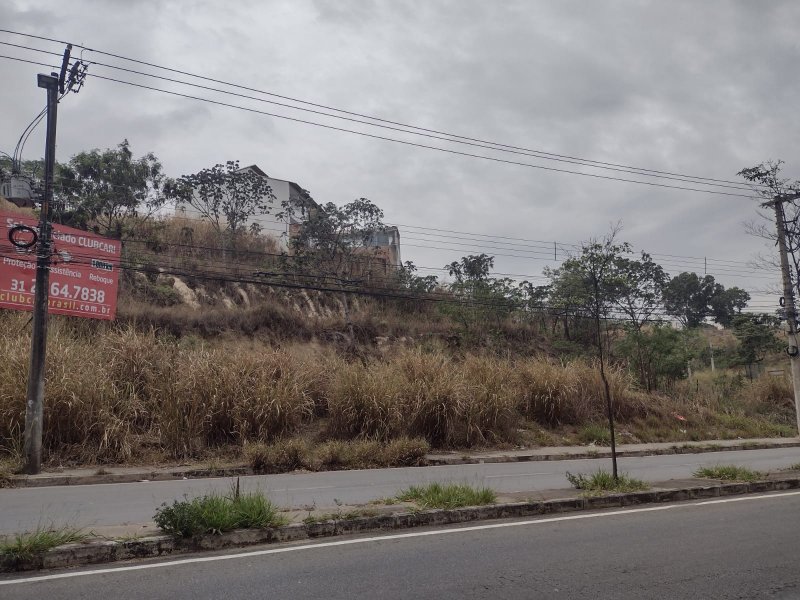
[391,222,761,269]
[0,248,719,322]
[0,51,774,277]
[85,72,762,199]
[68,57,761,192]
[398,233,769,275]
[0,32,769,193]
[0,50,763,199]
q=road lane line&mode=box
[4,490,800,586]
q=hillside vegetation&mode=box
[0,306,793,466]
[0,145,795,469]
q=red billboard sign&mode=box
[0,211,121,320]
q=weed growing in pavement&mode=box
[0,525,88,561]
[565,470,649,494]
[154,491,287,537]
[781,463,800,471]
[395,482,496,509]
[693,465,764,482]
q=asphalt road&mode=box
[3,490,800,599]
[2,446,800,535]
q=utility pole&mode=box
[21,71,60,475]
[770,193,800,437]
[709,341,715,373]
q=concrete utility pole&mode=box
[770,193,800,437]
[21,71,59,474]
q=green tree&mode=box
[618,325,696,391]
[662,272,716,327]
[443,254,519,329]
[57,140,166,237]
[613,252,669,329]
[551,231,630,480]
[543,260,594,340]
[282,197,386,342]
[611,252,669,389]
[287,197,386,277]
[168,160,274,242]
[710,286,750,327]
[732,313,781,369]
[398,261,439,293]
[663,273,748,328]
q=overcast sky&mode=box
[2,0,799,309]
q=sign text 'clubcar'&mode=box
[0,211,121,320]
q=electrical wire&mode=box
[86,72,763,199]
[0,49,764,199]
[0,51,778,282]
[0,32,770,192]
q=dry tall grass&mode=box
[0,311,794,465]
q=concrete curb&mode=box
[3,476,799,573]
[7,439,800,489]
[5,467,253,489]
[426,440,800,465]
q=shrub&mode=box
[457,355,518,446]
[0,526,88,562]
[396,482,496,509]
[565,470,648,494]
[515,359,582,426]
[381,437,430,467]
[577,423,611,445]
[247,438,430,473]
[153,491,286,537]
[693,465,764,482]
[245,439,310,474]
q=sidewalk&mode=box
[5,437,800,488]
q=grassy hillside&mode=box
[0,310,794,467]
[0,215,794,470]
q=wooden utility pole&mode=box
[21,71,59,474]
[770,193,800,437]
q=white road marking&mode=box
[3,490,800,586]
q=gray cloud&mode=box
[2,0,798,303]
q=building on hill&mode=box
[350,226,402,276]
[176,164,402,272]
[175,164,316,250]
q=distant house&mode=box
[354,226,402,272]
[175,164,316,250]
[177,163,401,271]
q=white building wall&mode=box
[176,176,300,250]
